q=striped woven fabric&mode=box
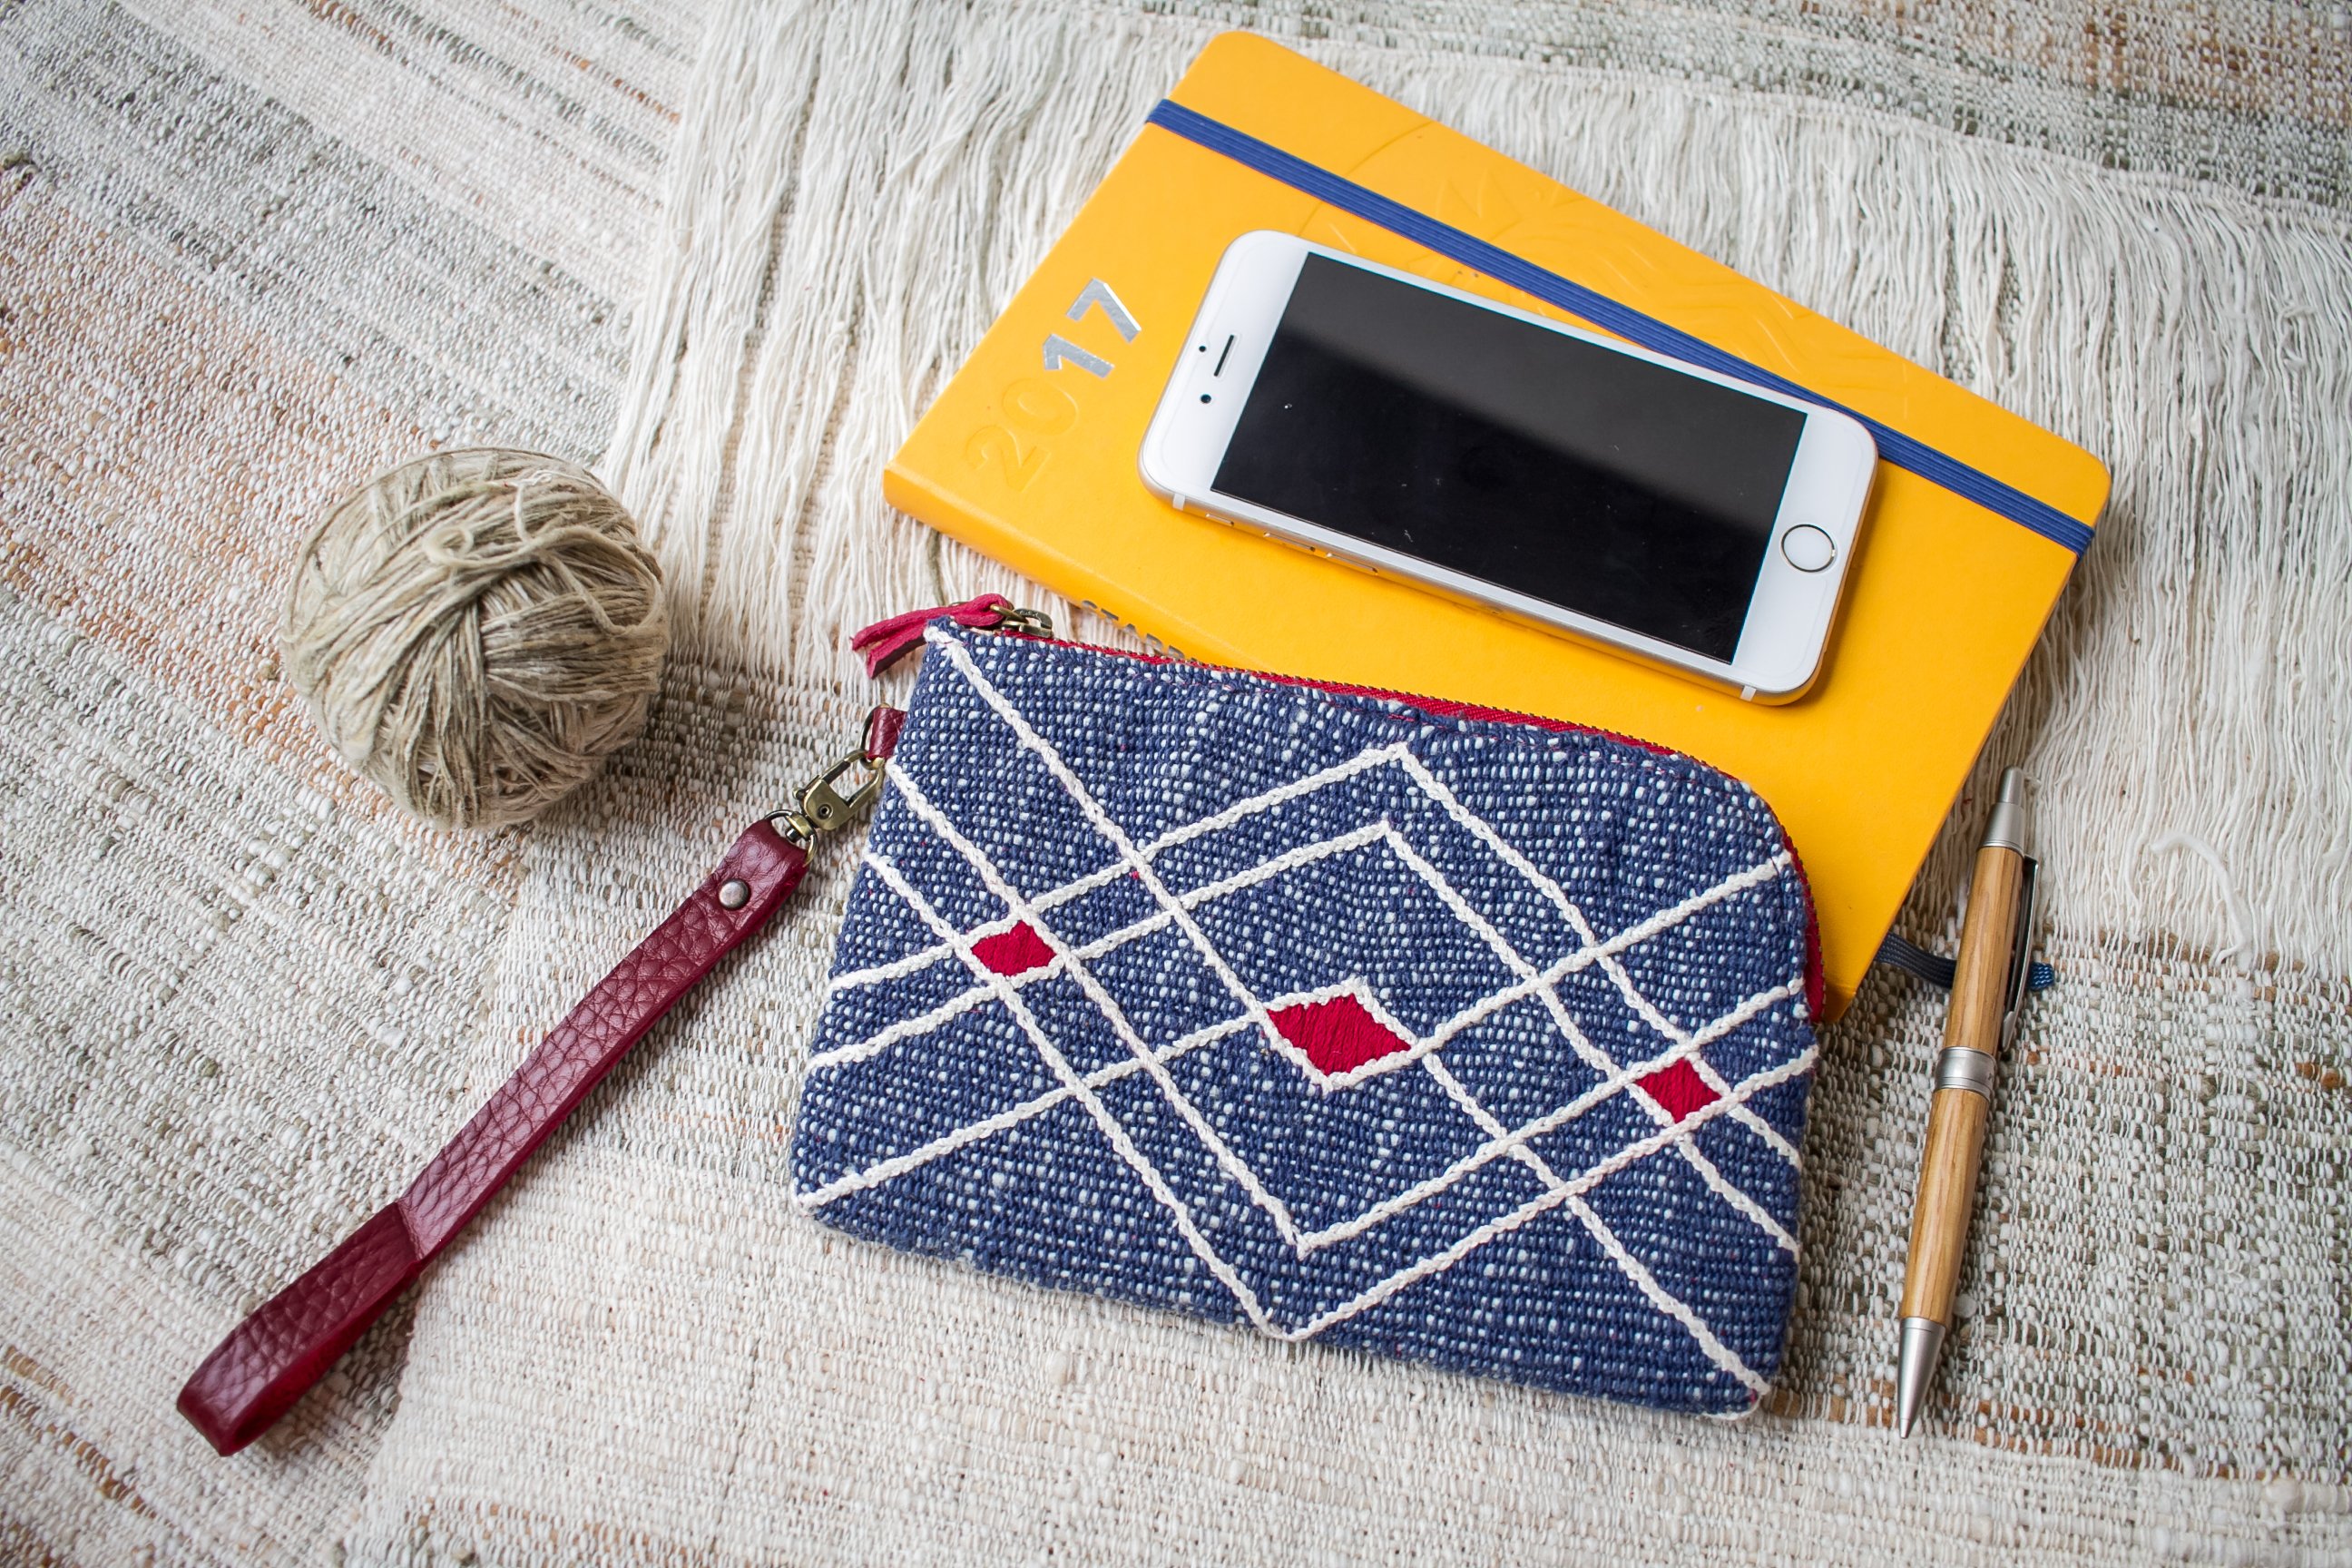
[4,1,2347,1563]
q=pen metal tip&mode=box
[1895,1318,1946,1439]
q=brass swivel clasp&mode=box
[771,708,893,847]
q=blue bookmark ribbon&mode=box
[1144,99,2093,557]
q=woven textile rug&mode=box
[2,1,2347,1563]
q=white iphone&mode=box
[1138,231,1879,701]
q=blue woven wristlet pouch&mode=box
[793,617,1822,1416]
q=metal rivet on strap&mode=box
[718,878,751,910]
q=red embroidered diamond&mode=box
[1634,1057,1720,1122]
[1269,990,1415,1081]
[973,921,1055,976]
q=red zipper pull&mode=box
[848,597,1054,676]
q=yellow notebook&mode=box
[883,32,2107,1017]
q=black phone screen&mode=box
[1212,254,1807,662]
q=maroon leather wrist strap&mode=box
[177,819,809,1455]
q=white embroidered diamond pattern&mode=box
[799,635,1812,1393]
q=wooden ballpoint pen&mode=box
[1896,767,2039,1437]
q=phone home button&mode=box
[1780,523,1837,573]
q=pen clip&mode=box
[1997,856,2040,1054]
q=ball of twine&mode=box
[282,448,670,830]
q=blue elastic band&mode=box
[1877,931,2057,992]
[1145,99,2094,557]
